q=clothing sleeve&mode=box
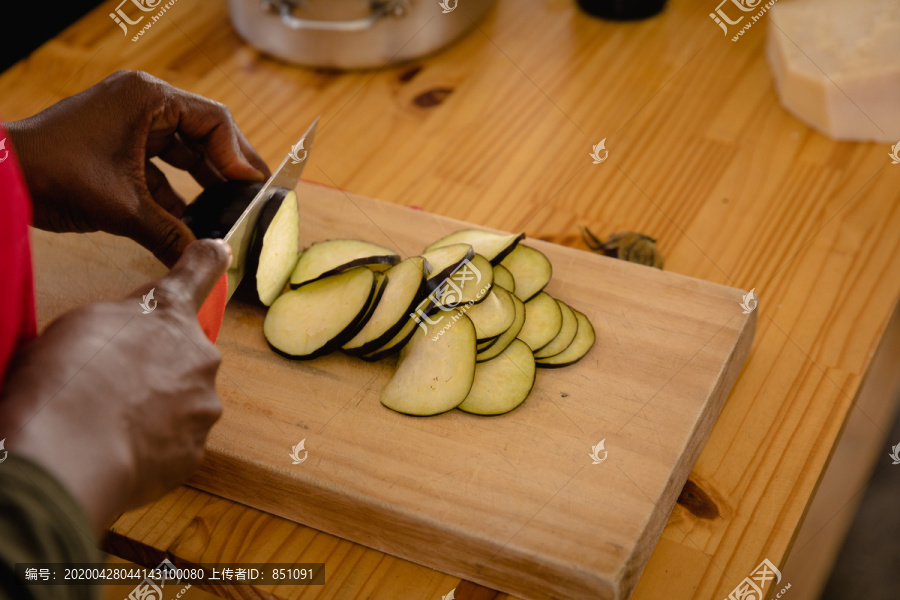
[0,454,102,600]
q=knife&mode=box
[197,117,319,342]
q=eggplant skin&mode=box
[183,181,265,239]
[182,180,291,241]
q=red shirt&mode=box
[0,124,37,386]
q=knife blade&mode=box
[197,117,319,342]
[222,116,319,300]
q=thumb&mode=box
[158,239,232,313]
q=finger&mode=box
[129,197,198,268]
[158,239,232,314]
[154,91,268,182]
[155,133,226,189]
[145,162,188,218]
[235,128,271,179]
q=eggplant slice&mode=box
[477,293,526,362]
[500,244,552,302]
[462,285,516,340]
[457,339,536,415]
[421,243,475,289]
[254,189,301,306]
[492,264,516,294]
[423,229,524,264]
[517,291,563,352]
[381,313,477,416]
[536,310,595,368]
[264,267,376,360]
[290,239,400,288]
[429,254,494,309]
[534,300,579,359]
[343,257,428,356]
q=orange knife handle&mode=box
[198,273,228,343]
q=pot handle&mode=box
[261,1,408,32]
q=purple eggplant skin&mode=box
[182,180,265,240]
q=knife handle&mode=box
[198,273,228,343]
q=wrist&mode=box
[5,412,137,538]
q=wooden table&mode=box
[4,0,900,598]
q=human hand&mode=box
[4,70,270,267]
[0,239,231,535]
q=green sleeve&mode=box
[0,454,102,600]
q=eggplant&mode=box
[380,313,477,416]
[535,311,595,368]
[476,293,526,362]
[342,257,429,356]
[500,244,553,302]
[457,339,536,415]
[534,300,579,359]
[264,267,377,360]
[423,229,525,265]
[517,291,563,353]
[290,239,400,289]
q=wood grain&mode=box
[6,0,900,598]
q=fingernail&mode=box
[214,238,233,268]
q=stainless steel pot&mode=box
[228,0,495,70]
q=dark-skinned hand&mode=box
[4,70,270,267]
[0,240,231,536]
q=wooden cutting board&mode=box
[31,181,755,600]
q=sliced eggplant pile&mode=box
[517,292,563,352]
[264,267,376,360]
[380,314,477,416]
[536,310,595,368]
[290,239,400,288]
[501,244,553,302]
[457,339,536,415]
[257,226,597,416]
[342,257,428,356]
[423,229,524,264]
